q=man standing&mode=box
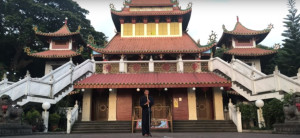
[140,89,154,137]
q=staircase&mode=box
[211,57,300,101]
[71,121,132,133]
[0,59,95,105]
[173,120,237,132]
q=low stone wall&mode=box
[0,123,32,136]
[273,123,300,134]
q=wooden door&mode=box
[196,88,214,120]
[92,90,109,121]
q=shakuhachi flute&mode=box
[146,94,152,137]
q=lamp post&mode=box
[42,102,51,132]
[255,100,265,128]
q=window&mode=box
[159,23,168,35]
[170,22,179,35]
[135,23,144,36]
[147,23,156,35]
[123,23,133,36]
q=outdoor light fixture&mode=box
[220,87,224,91]
[81,89,85,92]
[164,88,168,91]
[192,87,196,91]
[255,100,266,128]
[255,100,264,108]
[42,102,51,111]
[6,72,9,75]
[137,88,140,92]
[109,88,113,92]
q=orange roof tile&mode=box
[111,9,191,16]
[28,50,80,58]
[88,33,215,54]
[125,0,176,6]
[224,48,277,56]
[35,24,80,37]
[74,73,231,89]
[224,22,270,35]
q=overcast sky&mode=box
[73,0,300,47]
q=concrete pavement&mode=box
[4,132,300,138]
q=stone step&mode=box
[172,120,237,132]
[71,121,132,134]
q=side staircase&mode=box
[71,121,132,133]
[173,120,237,132]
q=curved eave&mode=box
[88,43,215,55]
[224,49,277,57]
[28,51,81,59]
[35,32,86,46]
[111,9,192,32]
[217,31,270,47]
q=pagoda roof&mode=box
[110,1,192,32]
[28,50,80,59]
[35,24,80,37]
[74,72,231,89]
[124,0,177,7]
[217,17,272,47]
[224,48,277,57]
[88,33,215,54]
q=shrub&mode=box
[262,99,284,128]
[237,103,257,129]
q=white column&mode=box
[179,23,182,36]
[121,24,124,37]
[257,108,266,128]
[232,38,236,48]
[42,102,51,133]
[82,89,92,121]
[149,56,154,72]
[177,54,183,72]
[187,88,197,120]
[156,23,159,36]
[68,39,72,50]
[49,40,53,50]
[167,23,170,36]
[119,55,125,73]
[132,24,135,37]
[144,24,147,37]
[108,89,117,121]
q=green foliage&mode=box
[49,113,61,125]
[262,99,285,128]
[282,92,293,105]
[277,0,300,76]
[0,0,107,78]
[237,103,257,128]
[214,47,226,58]
[24,109,41,125]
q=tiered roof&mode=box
[74,72,231,89]
[28,50,81,59]
[218,17,276,57]
[124,0,177,7]
[89,33,215,54]
[111,0,192,32]
[28,19,85,59]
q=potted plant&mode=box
[49,113,61,131]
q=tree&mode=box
[278,0,300,76]
[0,0,107,78]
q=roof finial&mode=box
[237,16,239,22]
[65,17,68,25]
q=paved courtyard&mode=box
[5,132,300,138]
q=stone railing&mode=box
[0,59,94,105]
[95,60,210,74]
[212,57,300,100]
[228,99,242,132]
[67,101,79,134]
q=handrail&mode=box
[95,60,209,64]
[67,101,79,134]
[228,99,242,132]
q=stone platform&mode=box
[273,123,300,134]
[0,123,32,136]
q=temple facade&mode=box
[73,0,231,125]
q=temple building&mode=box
[217,17,277,71]
[25,18,86,75]
[71,0,233,132]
